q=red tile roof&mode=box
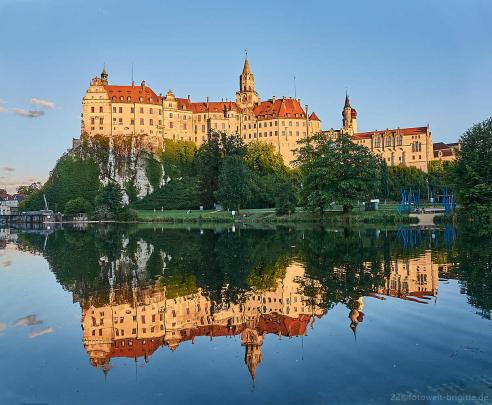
[95,313,315,365]
[254,98,307,120]
[309,112,320,121]
[352,126,428,140]
[104,83,161,105]
[189,101,239,114]
[110,338,161,359]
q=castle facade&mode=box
[81,58,321,164]
[81,58,452,171]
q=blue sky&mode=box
[1,0,491,192]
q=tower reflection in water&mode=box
[80,262,325,380]
[14,225,466,381]
[79,251,449,379]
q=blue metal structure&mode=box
[399,189,421,213]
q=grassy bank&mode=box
[136,205,417,225]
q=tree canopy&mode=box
[216,154,252,211]
[453,117,492,221]
[296,133,381,213]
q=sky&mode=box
[1,0,491,192]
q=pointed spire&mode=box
[242,54,251,75]
[101,64,108,84]
[344,91,351,109]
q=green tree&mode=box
[244,141,286,176]
[428,160,455,193]
[144,157,163,189]
[216,155,252,211]
[160,139,197,178]
[94,182,125,220]
[195,131,246,208]
[453,117,492,221]
[16,182,41,196]
[380,159,390,199]
[387,165,428,201]
[64,197,93,214]
[296,133,381,213]
[275,181,297,215]
[20,154,101,212]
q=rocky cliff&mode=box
[73,134,167,203]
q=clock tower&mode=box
[236,55,259,110]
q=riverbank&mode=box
[135,206,418,225]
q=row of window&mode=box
[374,136,404,148]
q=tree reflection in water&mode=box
[16,223,492,378]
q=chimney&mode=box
[141,80,145,89]
[187,95,190,101]
[272,96,276,103]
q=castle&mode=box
[81,58,321,164]
[80,253,444,378]
[81,57,451,171]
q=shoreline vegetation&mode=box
[16,118,492,226]
[136,206,418,224]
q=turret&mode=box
[236,54,259,110]
[100,65,108,85]
[241,327,263,383]
[342,93,357,135]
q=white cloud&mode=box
[30,327,54,338]
[31,98,56,109]
[2,167,15,172]
[14,108,44,118]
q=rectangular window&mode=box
[140,118,144,125]
[91,107,95,113]
[99,106,103,113]
[150,108,153,114]
[119,107,123,113]
[91,118,95,125]
[170,122,173,128]
[112,107,116,113]
[118,118,122,124]
[131,107,134,113]
[140,107,144,113]
[149,119,153,125]
[131,119,135,125]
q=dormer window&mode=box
[139,97,143,102]
[149,98,152,102]
[112,96,116,101]
[120,96,123,101]
[127,96,131,101]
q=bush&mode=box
[20,154,100,212]
[64,197,93,214]
[276,183,297,215]
[145,157,163,189]
[132,177,202,210]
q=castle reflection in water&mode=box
[78,249,452,379]
[9,225,472,381]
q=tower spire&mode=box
[344,91,351,108]
[100,64,108,84]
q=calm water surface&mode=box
[0,224,491,404]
